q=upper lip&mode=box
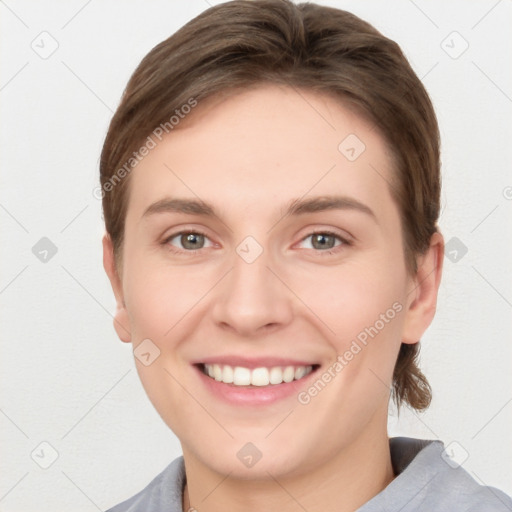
[194,356,319,369]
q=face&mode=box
[104,84,439,480]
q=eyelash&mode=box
[161,229,352,257]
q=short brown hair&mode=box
[100,0,440,411]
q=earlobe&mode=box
[401,231,444,344]
[102,233,132,343]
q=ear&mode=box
[102,233,132,343]
[402,231,444,344]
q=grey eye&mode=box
[180,233,206,250]
[310,233,337,250]
[298,232,344,251]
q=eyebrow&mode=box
[141,195,377,222]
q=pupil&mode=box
[183,233,203,249]
[180,233,335,251]
[314,234,334,250]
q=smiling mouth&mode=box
[199,363,319,387]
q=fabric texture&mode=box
[105,437,512,511]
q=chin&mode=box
[182,429,327,482]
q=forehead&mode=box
[125,84,397,225]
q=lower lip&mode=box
[194,365,319,406]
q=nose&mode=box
[211,243,294,338]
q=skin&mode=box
[103,84,443,512]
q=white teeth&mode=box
[213,364,222,381]
[283,366,295,383]
[251,367,269,386]
[233,366,251,386]
[269,367,283,385]
[295,366,306,380]
[203,364,314,386]
[222,365,234,384]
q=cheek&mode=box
[291,263,406,429]
[124,257,211,343]
[288,254,408,404]
[293,255,406,341]
[125,240,408,355]
[122,258,204,430]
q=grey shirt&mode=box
[105,437,512,511]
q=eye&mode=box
[297,230,351,255]
[161,229,351,256]
[162,230,214,254]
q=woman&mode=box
[100,1,512,510]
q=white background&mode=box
[1,0,511,510]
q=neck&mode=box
[182,423,394,512]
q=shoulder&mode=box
[420,442,512,512]
[104,456,185,512]
[359,437,512,512]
